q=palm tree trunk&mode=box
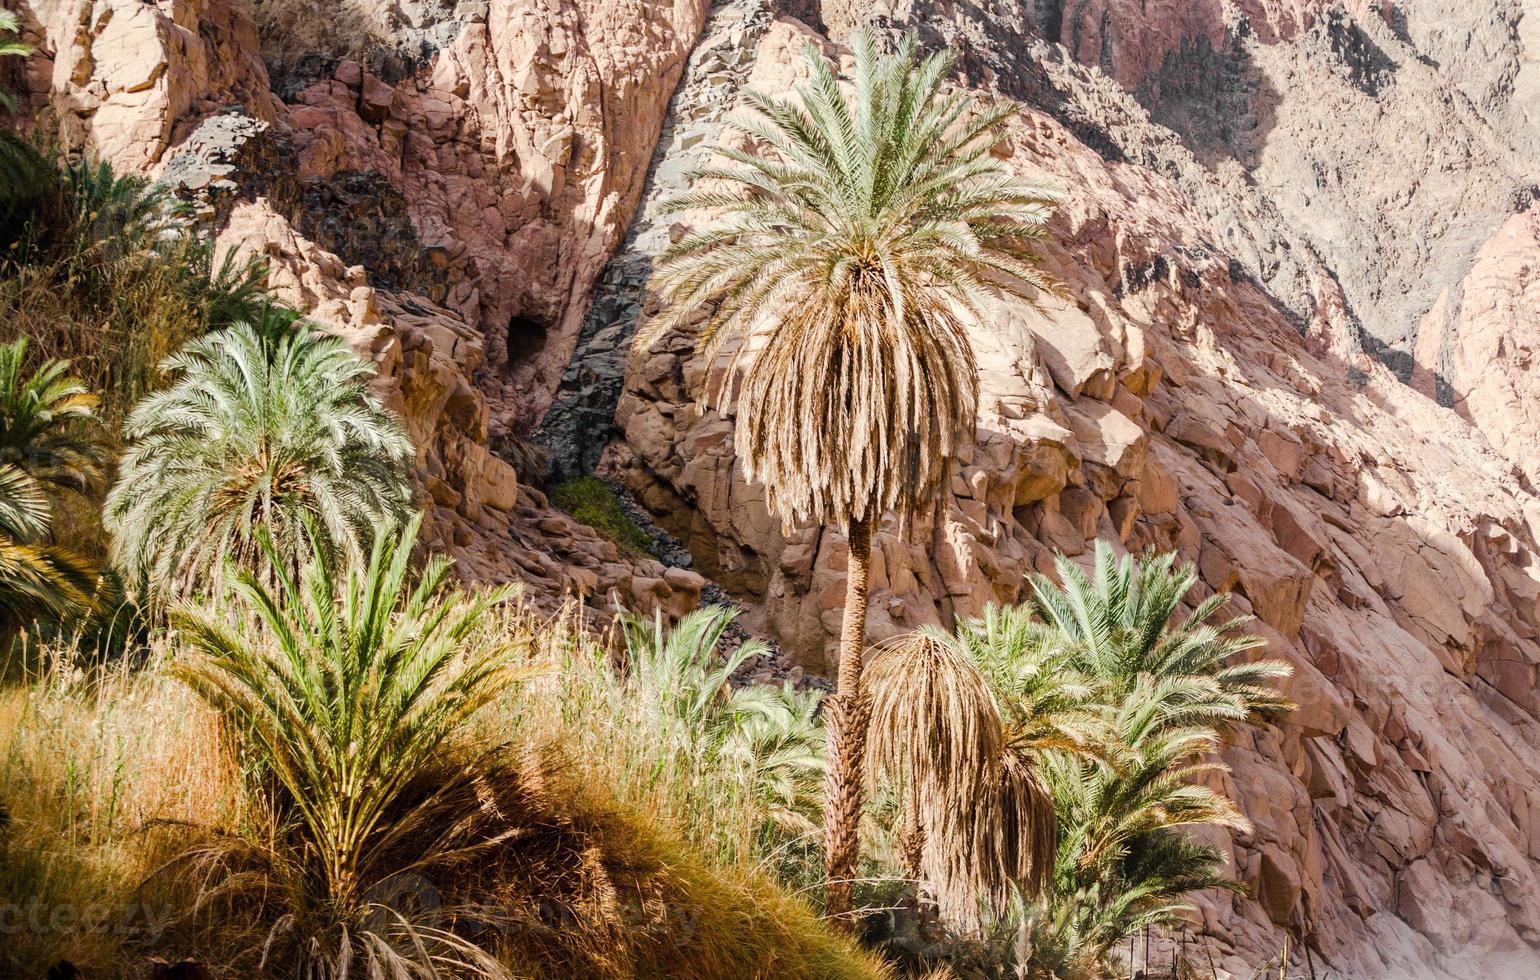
[823,513,872,927]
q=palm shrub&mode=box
[617,605,828,862]
[651,28,1061,919]
[868,545,1290,973]
[1029,544,1293,724]
[166,513,533,977]
[0,462,96,624]
[0,336,102,494]
[2,148,277,428]
[1,9,50,244]
[106,319,415,600]
[1021,544,1290,975]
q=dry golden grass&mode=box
[0,642,243,973]
[0,613,890,979]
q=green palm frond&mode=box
[168,513,531,977]
[1030,540,1294,724]
[0,10,28,113]
[616,604,827,847]
[0,131,53,240]
[106,321,416,599]
[0,460,47,541]
[619,604,766,734]
[650,28,1061,532]
[723,681,828,833]
[0,336,103,494]
[0,464,97,621]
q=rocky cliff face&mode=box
[11,0,708,621]
[11,0,1540,977]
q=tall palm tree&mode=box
[651,29,1061,920]
[105,320,416,599]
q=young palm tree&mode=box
[168,514,532,977]
[618,605,827,845]
[1027,542,1293,724]
[651,28,1061,920]
[0,339,102,627]
[864,610,1105,934]
[1029,683,1251,976]
[105,320,416,599]
[0,337,102,494]
[1018,544,1291,975]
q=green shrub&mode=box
[552,475,657,557]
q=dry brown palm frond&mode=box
[724,273,977,533]
[997,749,1056,901]
[867,628,1053,934]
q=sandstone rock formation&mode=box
[12,0,1540,977]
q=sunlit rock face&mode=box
[14,0,1540,975]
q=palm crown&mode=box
[651,29,1061,531]
[105,321,415,598]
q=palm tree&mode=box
[105,320,416,599]
[0,337,102,494]
[1019,544,1291,976]
[651,28,1061,920]
[1027,542,1292,724]
[618,605,828,848]
[168,513,531,977]
[864,609,1106,934]
[0,339,102,628]
[1029,680,1252,977]
[866,546,1289,963]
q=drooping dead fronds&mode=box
[997,749,1056,901]
[866,628,1053,933]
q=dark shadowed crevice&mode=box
[505,315,551,366]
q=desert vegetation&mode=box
[0,21,1289,980]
